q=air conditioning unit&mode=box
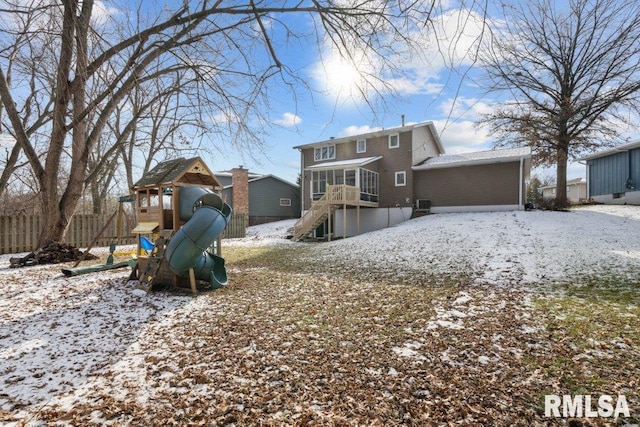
[415,199,431,212]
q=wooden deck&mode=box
[292,185,378,241]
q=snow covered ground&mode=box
[314,204,640,286]
[0,205,639,424]
[227,204,640,286]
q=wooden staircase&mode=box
[292,185,362,241]
[292,193,334,241]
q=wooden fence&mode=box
[0,214,137,255]
[0,212,247,255]
[221,213,247,239]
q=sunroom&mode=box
[306,156,381,207]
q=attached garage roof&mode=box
[305,156,383,170]
[413,147,531,170]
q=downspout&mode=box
[299,148,305,215]
[577,159,589,198]
[628,151,634,191]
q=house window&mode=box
[280,198,291,207]
[311,170,334,199]
[314,144,336,161]
[357,139,366,153]
[395,171,406,186]
[388,134,399,149]
[359,168,379,202]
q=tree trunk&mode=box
[555,145,569,208]
[91,179,102,214]
[37,0,92,247]
[0,143,21,197]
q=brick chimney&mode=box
[231,166,249,215]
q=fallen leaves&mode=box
[1,242,638,425]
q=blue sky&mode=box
[3,1,636,188]
[203,2,640,186]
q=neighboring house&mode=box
[581,140,640,204]
[213,170,263,187]
[292,120,531,240]
[540,177,587,205]
[214,168,301,226]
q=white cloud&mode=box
[274,112,302,127]
[438,96,494,122]
[339,125,383,137]
[0,134,16,149]
[210,110,243,125]
[92,0,120,27]
[309,6,489,107]
[432,119,492,153]
[310,46,383,107]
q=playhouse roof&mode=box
[133,157,220,188]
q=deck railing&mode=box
[293,185,375,241]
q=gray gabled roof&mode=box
[580,139,640,161]
[222,174,299,190]
[413,147,531,170]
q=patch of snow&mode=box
[312,205,640,286]
[426,319,464,330]
[1,205,639,420]
[453,293,473,305]
[392,341,427,361]
[224,219,298,247]
[477,355,491,365]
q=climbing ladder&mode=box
[136,237,166,292]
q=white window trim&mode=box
[280,198,292,207]
[395,171,407,187]
[356,139,366,153]
[314,144,336,161]
[388,133,399,149]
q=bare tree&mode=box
[0,0,436,247]
[480,0,640,207]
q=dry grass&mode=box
[4,245,639,426]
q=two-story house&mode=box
[293,120,531,241]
